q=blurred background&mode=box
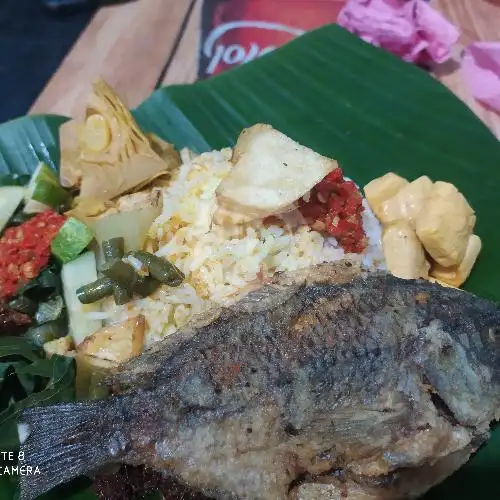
[0,0,499,131]
[0,0,99,122]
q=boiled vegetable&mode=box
[51,217,94,263]
[102,238,124,262]
[24,162,71,213]
[25,320,65,347]
[0,186,26,232]
[35,296,64,324]
[100,260,139,290]
[8,296,37,316]
[133,276,161,297]
[61,251,102,345]
[77,315,146,364]
[89,195,162,253]
[113,287,133,305]
[76,277,115,304]
[101,237,130,304]
[215,124,337,221]
[128,251,184,286]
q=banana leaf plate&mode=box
[1,24,500,500]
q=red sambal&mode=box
[0,211,66,300]
[299,167,367,254]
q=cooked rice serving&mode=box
[102,147,385,346]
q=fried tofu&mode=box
[363,173,409,219]
[430,234,481,287]
[382,221,430,280]
[43,336,74,358]
[416,182,475,267]
[216,124,337,220]
[378,176,433,226]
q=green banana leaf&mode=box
[0,24,499,500]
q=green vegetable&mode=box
[90,201,161,253]
[133,276,161,297]
[61,251,102,345]
[24,321,64,348]
[51,217,94,264]
[76,278,114,304]
[35,296,64,324]
[129,251,184,286]
[101,237,131,305]
[8,297,37,317]
[113,286,133,306]
[102,237,124,262]
[0,186,26,233]
[100,260,139,290]
[23,162,71,213]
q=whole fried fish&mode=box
[18,261,500,500]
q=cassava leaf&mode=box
[0,338,39,362]
[0,356,75,448]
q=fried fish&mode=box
[18,261,500,500]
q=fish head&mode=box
[418,284,500,427]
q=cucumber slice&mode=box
[51,217,95,263]
[61,251,102,345]
[24,162,71,213]
[0,186,26,233]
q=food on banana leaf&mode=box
[87,189,162,254]
[59,79,181,201]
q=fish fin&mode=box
[18,399,128,500]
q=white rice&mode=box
[102,147,385,346]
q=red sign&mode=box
[199,0,348,79]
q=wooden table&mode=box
[29,0,500,137]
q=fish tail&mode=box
[18,397,130,500]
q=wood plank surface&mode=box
[29,0,194,117]
[29,0,500,139]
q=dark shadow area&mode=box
[0,0,96,123]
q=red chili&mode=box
[0,211,66,300]
[299,167,367,254]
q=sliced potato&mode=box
[430,234,481,287]
[416,181,475,267]
[43,336,74,358]
[216,124,337,220]
[77,315,146,364]
[378,176,433,226]
[382,221,430,280]
[363,173,408,219]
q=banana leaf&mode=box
[0,24,499,500]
